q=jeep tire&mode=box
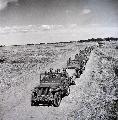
[65,87,70,96]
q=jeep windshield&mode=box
[40,73,62,84]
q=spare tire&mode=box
[65,87,70,96]
[115,67,118,77]
[53,92,61,107]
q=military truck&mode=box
[66,47,93,79]
[66,55,85,78]
[31,70,71,107]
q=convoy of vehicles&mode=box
[66,47,93,79]
[31,47,93,107]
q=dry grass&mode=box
[0,41,118,120]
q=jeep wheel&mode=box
[53,92,61,107]
[31,100,36,106]
[65,87,70,96]
[71,81,76,85]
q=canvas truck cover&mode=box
[66,69,76,78]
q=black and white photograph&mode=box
[0,0,118,120]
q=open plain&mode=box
[0,40,118,120]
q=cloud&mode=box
[40,25,65,31]
[65,10,71,14]
[68,24,78,28]
[82,9,91,14]
[0,24,65,33]
[0,0,18,10]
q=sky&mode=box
[0,0,118,45]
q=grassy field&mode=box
[0,40,118,120]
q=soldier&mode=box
[75,53,79,60]
[62,68,68,77]
[45,71,47,75]
[57,69,60,73]
[68,57,71,63]
[48,68,53,78]
[49,68,53,73]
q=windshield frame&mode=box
[40,73,62,83]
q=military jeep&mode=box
[31,70,71,107]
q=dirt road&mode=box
[2,79,81,120]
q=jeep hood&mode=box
[39,83,60,88]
